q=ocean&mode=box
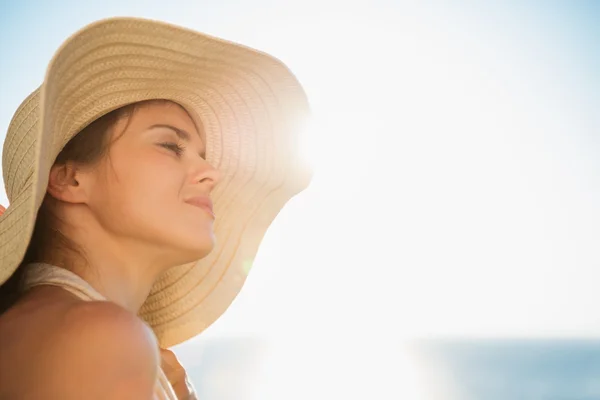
[184,338,600,400]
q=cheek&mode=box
[94,156,185,225]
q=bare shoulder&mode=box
[56,299,159,359]
[30,300,159,399]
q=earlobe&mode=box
[47,163,86,203]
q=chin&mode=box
[179,235,216,262]
[159,224,215,265]
[166,245,214,268]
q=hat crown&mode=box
[3,90,40,203]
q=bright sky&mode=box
[1,0,600,364]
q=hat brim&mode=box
[1,17,311,347]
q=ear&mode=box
[47,162,91,204]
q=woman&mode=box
[0,17,310,399]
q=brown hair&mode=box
[0,104,137,314]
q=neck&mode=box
[41,229,170,314]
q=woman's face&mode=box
[84,101,219,266]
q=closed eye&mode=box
[159,142,185,157]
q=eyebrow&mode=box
[148,124,191,142]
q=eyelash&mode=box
[159,142,185,157]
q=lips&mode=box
[184,196,214,218]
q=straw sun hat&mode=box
[0,17,311,347]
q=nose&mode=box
[192,158,220,191]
